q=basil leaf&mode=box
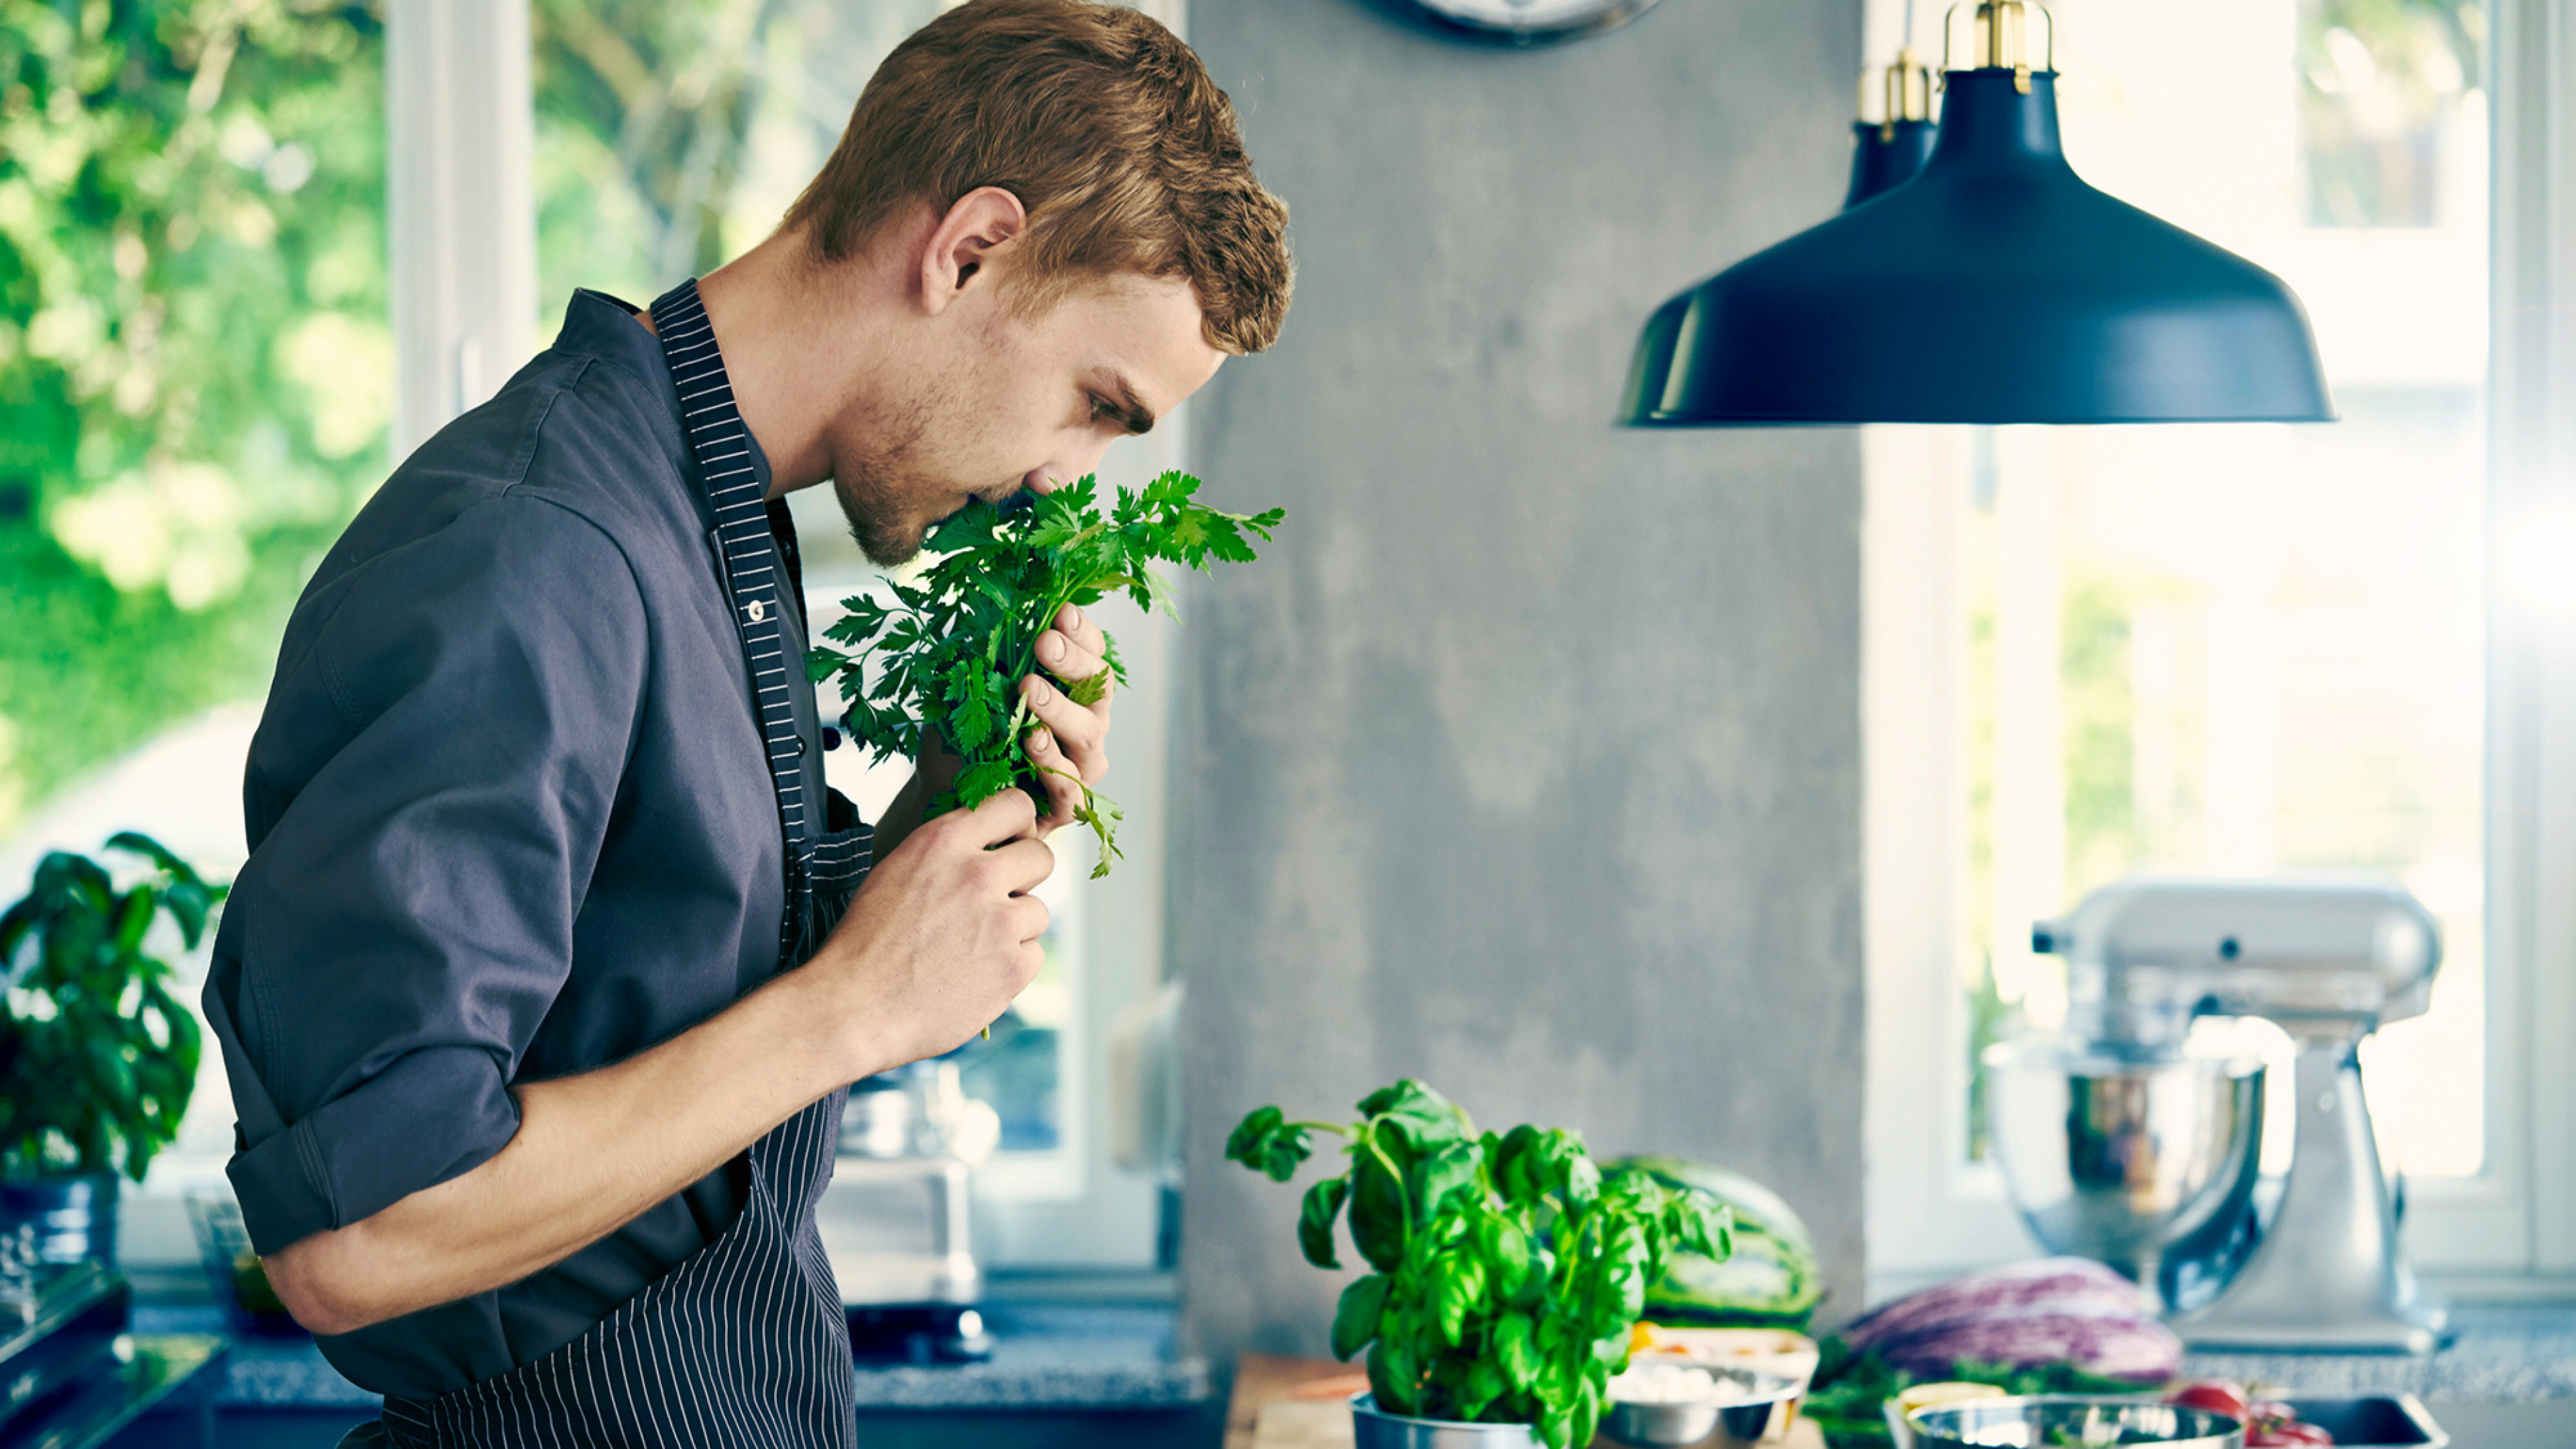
[1347,1131,1412,1271]
[1224,1106,1315,1183]
[1330,1273,1387,1361]
[1298,1176,1350,1269]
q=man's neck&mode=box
[693,229,890,500]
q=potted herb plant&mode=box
[1227,1081,1733,1449]
[0,833,219,1263]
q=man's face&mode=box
[824,272,1226,566]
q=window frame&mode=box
[99,0,1190,1273]
[392,0,1195,1268]
[1859,0,2576,1299]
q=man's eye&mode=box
[1088,394,1111,423]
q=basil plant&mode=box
[1227,1081,1732,1449]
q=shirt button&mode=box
[746,598,769,624]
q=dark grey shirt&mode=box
[205,290,855,1399]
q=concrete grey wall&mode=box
[1173,0,1868,1367]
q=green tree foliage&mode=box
[0,0,944,839]
[527,0,953,311]
[2300,0,2485,226]
[0,1,390,833]
[531,0,783,305]
[2060,578,2137,893]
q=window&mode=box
[519,0,1187,1263]
[1865,0,2576,1293]
[0,3,392,1232]
[3,0,1189,1272]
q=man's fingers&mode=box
[1021,684,1106,775]
[1056,603,1106,658]
[1010,896,1051,948]
[988,835,1056,894]
[1036,605,1115,703]
[1034,632,1110,696]
[953,784,1039,845]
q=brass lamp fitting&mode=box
[1858,46,1935,140]
[1944,0,2057,93]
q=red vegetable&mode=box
[2169,1381,2251,1419]
[2240,1397,2335,1446]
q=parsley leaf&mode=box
[810,470,1283,878]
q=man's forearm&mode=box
[262,966,878,1336]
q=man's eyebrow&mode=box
[1102,372,1156,435]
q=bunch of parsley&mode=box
[1799,1340,2151,1448]
[808,471,1282,878]
[1228,1081,1734,1449]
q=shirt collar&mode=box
[554,286,777,496]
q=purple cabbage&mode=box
[1840,1258,2180,1383]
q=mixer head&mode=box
[2032,877,2440,1051]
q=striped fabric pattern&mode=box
[653,278,826,963]
[373,278,862,1447]
[378,1097,855,1448]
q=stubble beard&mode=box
[833,460,926,568]
[828,391,939,568]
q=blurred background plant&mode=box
[0,832,222,1183]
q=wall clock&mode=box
[1381,0,1662,46]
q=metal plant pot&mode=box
[1350,1394,1544,1449]
[1,1172,121,1265]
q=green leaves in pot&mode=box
[0,833,224,1183]
[810,471,1282,879]
[1227,1081,1734,1449]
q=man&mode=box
[202,4,1289,1444]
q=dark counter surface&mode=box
[132,1279,1207,1415]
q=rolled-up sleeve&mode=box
[209,493,649,1255]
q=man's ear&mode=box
[920,186,1029,317]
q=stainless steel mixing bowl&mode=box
[1984,1036,2265,1299]
[1907,1395,2243,1448]
[1598,1368,1801,1447]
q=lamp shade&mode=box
[1845,118,1938,209]
[1620,68,2334,426]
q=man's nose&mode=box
[1024,437,1116,496]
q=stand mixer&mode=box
[1986,876,2451,1354]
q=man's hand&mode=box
[1019,603,1115,833]
[258,790,1053,1336]
[808,786,1053,1063]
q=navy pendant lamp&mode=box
[1845,46,1937,209]
[1620,0,2334,427]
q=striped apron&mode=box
[368,278,867,1448]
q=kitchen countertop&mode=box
[2180,1305,2576,1403]
[131,1297,1208,1415]
[124,1293,2575,1415]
